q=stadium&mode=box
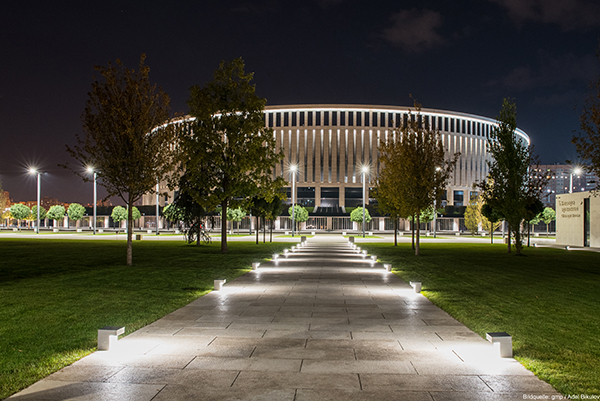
[142,104,530,233]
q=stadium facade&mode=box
[142,104,531,232]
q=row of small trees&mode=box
[3,204,143,229]
[6,203,85,228]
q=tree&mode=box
[111,206,128,227]
[264,197,284,243]
[180,58,284,253]
[31,205,47,228]
[64,54,178,266]
[373,153,411,246]
[226,207,245,234]
[288,205,309,233]
[2,210,11,227]
[163,174,211,246]
[572,46,600,183]
[524,197,544,247]
[67,203,86,225]
[379,101,459,255]
[479,99,546,255]
[464,196,481,235]
[0,179,7,212]
[350,206,372,232]
[481,202,503,244]
[540,207,556,236]
[10,204,30,228]
[47,205,65,227]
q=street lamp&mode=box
[570,167,582,194]
[29,168,41,234]
[156,180,160,235]
[87,167,97,235]
[434,167,441,239]
[361,165,369,238]
[290,165,297,237]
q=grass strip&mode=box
[0,239,286,399]
[362,242,600,396]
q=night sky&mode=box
[2,0,599,204]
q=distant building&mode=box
[533,164,598,207]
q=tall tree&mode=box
[163,174,211,245]
[374,149,411,246]
[572,46,600,182]
[540,207,556,236]
[64,54,177,265]
[379,102,459,255]
[0,179,7,211]
[479,99,545,255]
[180,58,284,253]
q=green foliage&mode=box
[479,99,546,255]
[111,206,128,222]
[31,205,47,220]
[131,207,141,221]
[226,207,245,222]
[376,101,459,255]
[67,203,86,222]
[65,54,178,265]
[0,179,6,211]
[464,196,481,234]
[541,207,556,225]
[10,204,30,225]
[350,206,372,224]
[47,205,65,222]
[572,46,600,184]
[179,58,284,253]
[288,205,309,223]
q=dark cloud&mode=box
[489,52,597,91]
[491,0,600,31]
[381,8,445,52]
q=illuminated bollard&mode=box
[252,262,260,270]
[98,326,125,351]
[214,279,226,290]
[272,253,279,260]
[410,281,422,293]
[486,332,513,358]
[384,264,392,271]
[371,255,377,261]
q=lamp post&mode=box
[361,166,369,238]
[569,167,582,194]
[433,167,441,238]
[29,168,41,234]
[87,167,97,234]
[156,180,160,235]
[290,165,297,237]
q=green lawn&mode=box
[362,242,600,396]
[0,239,287,399]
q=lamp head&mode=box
[87,166,94,173]
[29,167,38,175]
[361,166,369,174]
[573,167,582,175]
[290,164,297,172]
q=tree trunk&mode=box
[394,217,398,246]
[126,198,133,266]
[270,220,273,242]
[490,225,493,244]
[221,200,228,254]
[515,226,523,255]
[507,225,511,253]
[263,216,266,243]
[255,215,259,244]
[411,217,415,250]
[527,222,531,247]
[415,214,421,256]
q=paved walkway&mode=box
[9,235,560,400]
